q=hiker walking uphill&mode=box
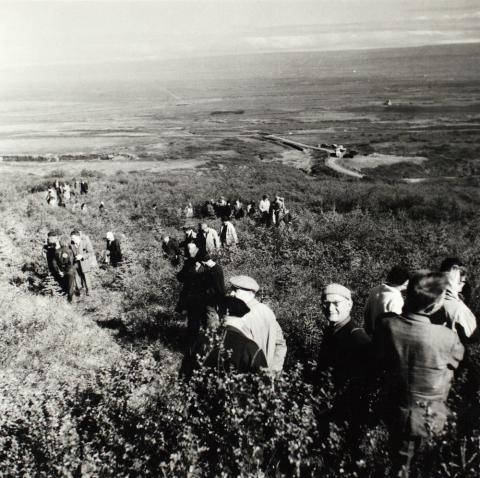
[176,242,208,336]
[43,230,62,282]
[104,231,123,267]
[70,229,97,296]
[197,222,220,256]
[374,271,465,477]
[161,234,181,265]
[228,275,287,372]
[259,195,270,224]
[55,235,78,302]
[180,225,198,257]
[364,266,410,336]
[220,217,238,249]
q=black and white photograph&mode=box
[1,0,480,476]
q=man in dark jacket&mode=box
[315,283,372,450]
[161,234,181,265]
[176,242,207,336]
[375,271,464,477]
[55,236,78,302]
[43,230,62,283]
[180,225,198,257]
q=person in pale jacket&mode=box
[197,222,220,256]
[227,275,287,372]
[437,258,477,342]
[220,216,238,249]
[364,266,409,336]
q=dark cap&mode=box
[70,229,81,236]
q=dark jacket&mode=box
[204,263,226,307]
[162,238,180,258]
[316,319,372,389]
[106,238,123,266]
[375,312,464,436]
[44,244,61,279]
[54,246,76,274]
[176,258,206,311]
[206,326,268,373]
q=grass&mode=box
[0,156,480,476]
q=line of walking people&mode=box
[43,229,123,302]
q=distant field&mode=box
[1,43,479,179]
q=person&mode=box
[63,183,71,202]
[46,187,57,207]
[216,197,231,218]
[161,234,181,266]
[436,258,477,342]
[202,200,216,218]
[43,230,62,282]
[233,199,245,219]
[176,242,208,337]
[184,202,194,219]
[99,201,105,213]
[181,296,267,378]
[55,235,78,302]
[80,181,89,195]
[70,229,97,295]
[105,231,123,267]
[202,254,226,316]
[374,271,464,477]
[259,195,270,224]
[197,222,220,256]
[228,275,287,372]
[246,201,256,217]
[180,225,198,257]
[80,203,88,213]
[270,195,285,226]
[206,296,268,373]
[364,266,410,336]
[315,283,372,448]
[219,217,238,249]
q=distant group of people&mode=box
[43,228,122,302]
[184,194,291,228]
[45,179,89,210]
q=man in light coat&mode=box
[197,222,220,256]
[437,258,477,341]
[364,266,409,336]
[70,229,97,295]
[228,275,287,372]
[220,217,238,249]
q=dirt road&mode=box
[263,134,365,178]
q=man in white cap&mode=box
[315,283,372,452]
[228,275,287,372]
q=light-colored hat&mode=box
[229,275,260,293]
[322,283,352,301]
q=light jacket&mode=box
[204,228,220,252]
[259,199,270,213]
[375,312,464,436]
[442,288,477,338]
[364,283,404,335]
[220,221,238,247]
[72,234,97,273]
[226,298,287,372]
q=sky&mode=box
[0,0,479,70]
